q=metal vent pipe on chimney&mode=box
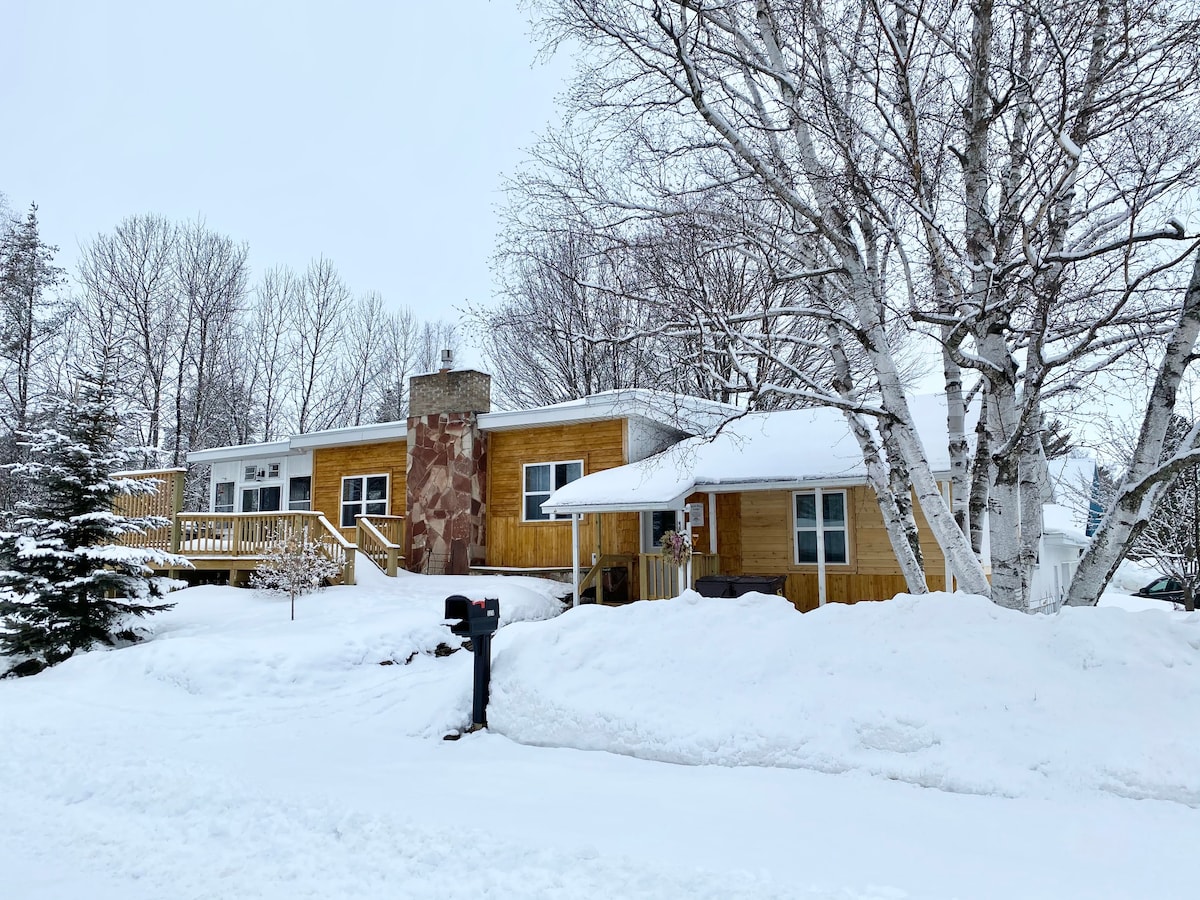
[439,348,453,372]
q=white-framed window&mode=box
[288,476,312,511]
[244,465,257,481]
[214,481,235,514]
[640,510,678,552]
[242,485,281,513]
[794,490,848,565]
[342,474,389,527]
[268,462,280,479]
[523,460,583,521]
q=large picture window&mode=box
[342,474,389,527]
[242,485,281,513]
[794,490,848,565]
[523,460,583,521]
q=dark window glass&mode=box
[215,482,234,513]
[795,494,817,528]
[260,486,281,512]
[289,477,311,509]
[796,530,818,563]
[651,510,677,547]
[242,489,259,513]
[824,530,847,564]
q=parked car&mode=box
[1134,577,1186,605]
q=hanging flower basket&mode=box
[659,529,692,567]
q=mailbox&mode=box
[444,595,500,733]
[445,595,500,637]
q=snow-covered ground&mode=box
[2,567,1197,899]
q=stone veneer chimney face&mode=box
[406,370,491,575]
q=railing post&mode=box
[170,472,185,554]
[344,545,356,585]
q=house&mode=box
[126,368,1090,612]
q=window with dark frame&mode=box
[242,485,281,513]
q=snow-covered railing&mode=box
[638,553,721,600]
[356,514,404,576]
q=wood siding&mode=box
[731,485,948,611]
[485,419,639,569]
[312,440,408,539]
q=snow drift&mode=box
[489,590,1200,804]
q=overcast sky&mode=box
[1,1,573,341]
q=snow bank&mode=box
[20,571,565,735]
[489,591,1200,803]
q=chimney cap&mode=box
[439,348,454,372]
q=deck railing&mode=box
[173,511,356,584]
[356,514,405,576]
[638,552,721,600]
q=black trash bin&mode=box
[696,574,735,597]
[695,574,786,598]
[726,575,787,596]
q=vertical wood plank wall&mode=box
[485,419,638,568]
[734,485,948,611]
[312,440,408,539]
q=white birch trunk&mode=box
[1066,252,1200,605]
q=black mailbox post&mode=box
[444,595,500,730]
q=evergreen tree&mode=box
[0,362,184,672]
[0,204,65,517]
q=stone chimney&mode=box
[406,369,491,575]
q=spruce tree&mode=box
[0,362,184,671]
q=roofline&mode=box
[187,440,293,464]
[289,421,408,449]
[479,391,739,434]
[186,421,409,464]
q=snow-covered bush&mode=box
[250,526,341,620]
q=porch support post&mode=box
[815,487,827,607]
[571,513,581,608]
[708,492,718,557]
[942,480,954,593]
[680,504,690,593]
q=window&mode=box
[342,474,388,527]
[794,490,848,565]
[641,510,678,552]
[214,481,235,514]
[242,485,281,512]
[268,462,280,479]
[523,460,583,521]
[244,465,257,481]
[288,476,311,511]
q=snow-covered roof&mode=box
[543,396,958,514]
[1043,456,1098,542]
[478,389,739,436]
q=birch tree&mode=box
[531,0,1200,609]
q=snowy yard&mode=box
[2,567,1198,899]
